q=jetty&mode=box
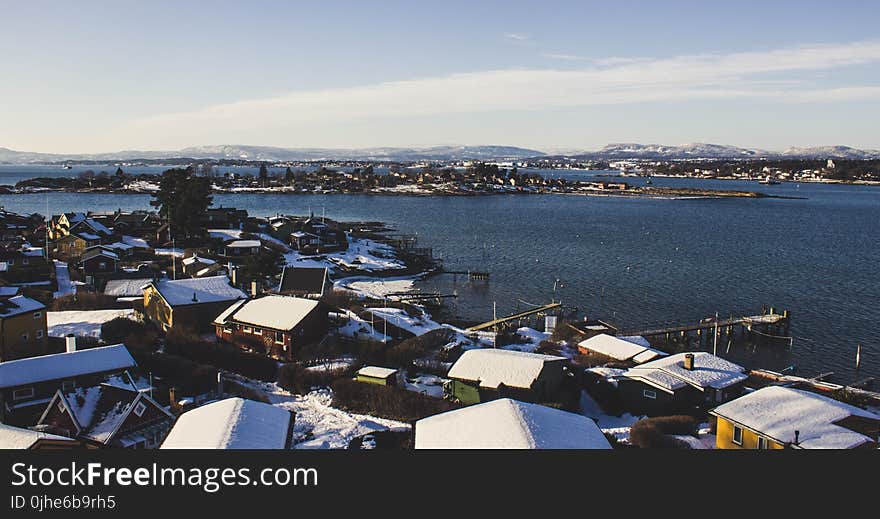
[618,307,791,346]
[467,302,562,332]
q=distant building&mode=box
[224,240,261,257]
[0,295,48,362]
[276,266,329,298]
[0,423,82,449]
[213,295,329,361]
[37,383,174,449]
[415,398,611,449]
[79,247,120,275]
[161,397,294,449]
[445,349,567,405]
[0,342,136,426]
[143,275,247,332]
[710,386,880,450]
[616,352,747,416]
[576,333,665,364]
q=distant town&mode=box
[1,165,878,450]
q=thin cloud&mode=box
[503,33,530,41]
[544,53,585,61]
[114,40,880,145]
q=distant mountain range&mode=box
[1,142,878,163]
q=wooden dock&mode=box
[467,302,561,332]
[617,308,791,346]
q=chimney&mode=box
[230,265,238,286]
[217,372,224,396]
[251,280,259,297]
[65,334,76,353]
[169,387,178,411]
[683,353,695,370]
[794,430,800,446]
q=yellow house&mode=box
[143,276,247,332]
[710,386,880,450]
[0,295,48,361]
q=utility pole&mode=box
[713,311,719,356]
[493,300,497,346]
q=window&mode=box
[98,261,107,270]
[36,330,44,339]
[732,425,743,445]
[12,387,34,400]
[253,328,262,336]
[757,436,769,449]
[61,380,75,391]
[22,258,29,265]
[243,326,252,334]
[33,311,42,319]
[642,389,657,399]
[133,402,147,417]
[20,332,28,342]
[57,402,67,414]
[275,331,284,344]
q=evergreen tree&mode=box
[149,168,213,241]
[284,167,294,183]
[259,163,269,186]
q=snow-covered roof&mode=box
[161,398,292,449]
[578,334,649,361]
[0,286,20,297]
[0,295,45,318]
[711,386,880,449]
[103,278,153,297]
[0,424,72,449]
[182,255,216,266]
[357,366,398,379]
[121,235,149,248]
[150,275,246,307]
[215,295,319,331]
[226,240,261,248]
[106,242,134,251]
[447,349,565,389]
[0,344,136,389]
[50,384,152,444]
[75,232,101,241]
[623,352,747,393]
[415,398,611,449]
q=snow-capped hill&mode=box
[595,143,764,159]
[780,146,880,159]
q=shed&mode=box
[356,366,399,386]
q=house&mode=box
[0,295,48,362]
[289,217,348,254]
[0,342,137,426]
[0,244,50,283]
[181,255,218,277]
[277,266,329,298]
[710,386,880,450]
[202,207,248,229]
[0,423,82,449]
[112,211,159,237]
[577,333,665,364]
[143,275,247,332]
[355,366,399,386]
[55,233,101,258]
[48,212,87,240]
[224,240,261,257]
[445,349,567,405]
[36,382,174,449]
[616,352,748,416]
[68,217,112,240]
[78,247,119,275]
[0,210,41,241]
[414,398,612,449]
[213,295,329,361]
[161,397,294,449]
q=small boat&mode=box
[645,177,653,185]
[758,175,781,185]
[62,164,72,170]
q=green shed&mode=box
[355,366,399,386]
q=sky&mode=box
[1,0,879,154]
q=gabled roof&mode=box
[622,352,747,393]
[357,366,398,379]
[277,266,328,296]
[447,349,565,390]
[0,295,45,318]
[0,344,136,389]
[43,383,173,445]
[149,275,247,307]
[214,295,320,331]
[182,255,217,266]
[161,398,292,449]
[415,398,612,449]
[80,248,119,263]
[226,240,261,248]
[711,386,880,449]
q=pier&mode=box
[467,302,562,332]
[617,307,791,347]
[443,269,490,280]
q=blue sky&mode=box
[1,0,879,153]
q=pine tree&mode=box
[149,168,213,241]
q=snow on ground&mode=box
[499,327,551,353]
[125,180,160,192]
[305,359,355,372]
[208,229,243,241]
[579,391,642,445]
[284,237,405,273]
[155,248,184,258]
[332,309,391,342]
[47,309,136,338]
[366,307,442,336]
[234,379,408,449]
[52,260,75,298]
[404,374,447,398]
[335,275,421,299]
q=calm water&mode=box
[1,168,878,382]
